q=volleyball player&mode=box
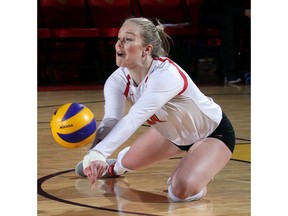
[76,17,235,202]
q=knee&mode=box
[170,176,202,200]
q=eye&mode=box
[125,37,133,42]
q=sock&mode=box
[113,146,133,175]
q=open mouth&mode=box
[116,51,125,57]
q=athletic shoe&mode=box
[75,158,119,178]
[75,160,86,177]
[227,78,242,84]
[225,75,242,84]
[102,159,120,178]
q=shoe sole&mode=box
[227,78,242,84]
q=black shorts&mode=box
[174,112,235,153]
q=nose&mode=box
[116,39,123,48]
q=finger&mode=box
[96,166,104,178]
[84,166,91,176]
[84,166,96,185]
[99,163,108,178]
[90,165,99,184]
[87,173,95,185]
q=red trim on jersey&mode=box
[124,74,130,97]
[154,57,188,95]
[147,114,166,125]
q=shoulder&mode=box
[106,67,129,86]
[145,58,190,93]
[153,57,186,73]
[150,58,190,83]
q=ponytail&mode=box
[155,19,172,57]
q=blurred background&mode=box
[37,0,251,89]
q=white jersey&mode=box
[94,57,222,158]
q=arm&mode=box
[89,72,127,148]
[93,68,185,157]
[84,67,186,182]
[83,69,128,182]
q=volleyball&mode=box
[50,103,97,149]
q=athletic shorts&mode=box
[173,112,235,153]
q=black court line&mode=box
[38,169,161,216]
[236,138,250,142]
[231,158,250,163]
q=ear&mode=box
[143,45,153,57]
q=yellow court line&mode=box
[232,143,251,162]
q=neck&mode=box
[128,57,153,86]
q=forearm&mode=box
[90,118,119,149]
[92,115,138,158]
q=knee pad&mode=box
[168,183,206,202]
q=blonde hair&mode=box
[123,17,172,58]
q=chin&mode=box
[116,58,123,67]
[116,61,128,68]
[116,62,124,67]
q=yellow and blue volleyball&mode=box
[50,103,97,149]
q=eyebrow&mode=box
[119,30,137,36]
[125,31,136,36]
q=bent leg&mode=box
[116,127,183,172]
[169,138,232,200]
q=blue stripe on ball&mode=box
[62,103,85,121]
[57,118,96,143]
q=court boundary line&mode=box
[37,169,161,216]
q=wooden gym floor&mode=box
[37,84,250,216]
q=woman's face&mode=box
[115,22,147,69]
